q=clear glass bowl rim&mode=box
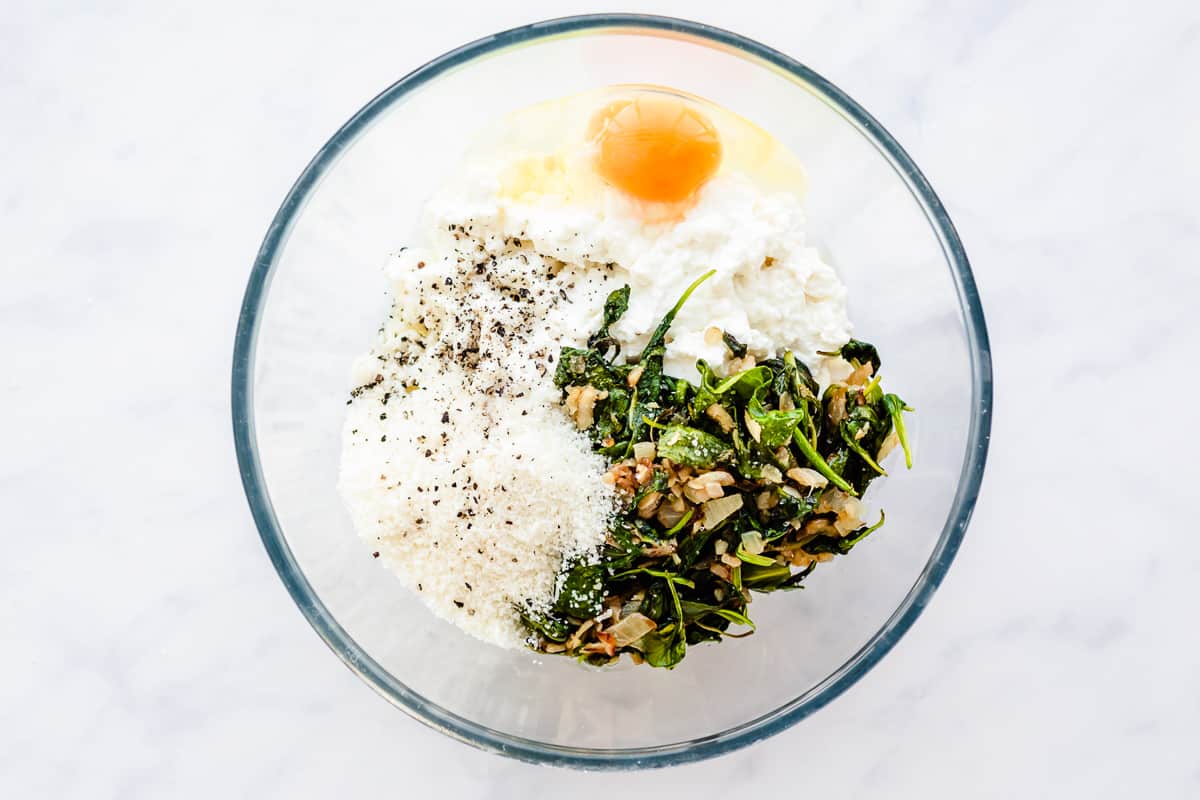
[231,12,993,770]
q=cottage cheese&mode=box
[426,170,853,383]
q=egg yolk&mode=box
[589,95,722,204]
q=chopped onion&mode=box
[607,613,657,647]
[833,496,866,534]
[633,441,657,462]
[877,431,900,463]
[827,386,848,427]
[759,464,783,484]
[565,618,596,650]
[744,410,762,443]
[655,498,687,529]
[740,530,766,555]
[709,562,734,581]
[636,491,663,519]
[816,489,846,515]
[755,490,778,511]
[787,467,828,489]
[847,362,874,386]
[780,484,804,500]
[699,493,743,530]
[640,542,677,558]
[706,403,736,433]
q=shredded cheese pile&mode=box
[339,224,616,647]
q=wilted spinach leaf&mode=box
[640,624,687,668]
[835,339,881,373]
[722,331,748,358]
[803,512,887,556]
[588,284,631,358]
[656,424,732,469]
[883,393,914,469]
[677,525,715,568]
[554,347,625,391]
[529,278,914,670]
[623,271,715,452]
[519,607,571,642]
[553,564,605,619]
[601,518,645,571]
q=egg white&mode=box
[463,84,808,224]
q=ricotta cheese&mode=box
[426,171,853,383]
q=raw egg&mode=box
[470,85,808,221]
[588,95,722,203]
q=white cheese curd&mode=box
[426,170,853,384]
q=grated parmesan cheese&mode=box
[338,224,617,648]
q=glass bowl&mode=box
[232,14,991,769]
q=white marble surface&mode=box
[3,1,1198,796]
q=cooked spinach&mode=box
[587,284,631,358]
[884,393,914,469]
[553,563,606,619]
[622,270,716,455]
[656,425,733,469]
[519,607,571,643]
[827,338,881,373]
[520,277,914,668]
[722,331,748,359]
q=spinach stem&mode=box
[841,425,888,476]
[884,394,914,469]
[842,511,886,550]
[535,273,913,668]
[641,269,717,357]
[662,508,695,538]
[694,620,755,639]
[792,429,856,494]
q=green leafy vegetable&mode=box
[553,347,627,392]
[590,285,630,348]
[803,512,886,555]
[640,624,687,668]
[519,607,571,643]
[722,331,748,358]
[734,545,777,567]
[656,424,733,469]
[828,339,881,373]
[840,423,887,476]
[713,608,755,630]
[792,429,855,494]
[883,393,914,469]
[622,270,716,454]
[601,518,646,571]
[553,564,605,619]
[749,405,804,449]
[521,281,914,668]
[676,525,715,568]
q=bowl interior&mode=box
[239,18,985,763]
